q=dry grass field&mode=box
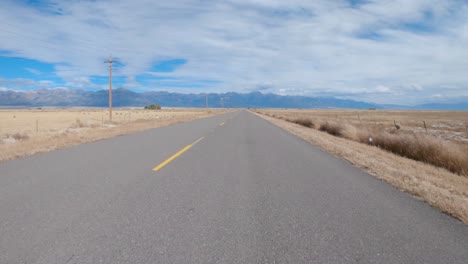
[260,109,468,142]
[0,108,225,162]
[255,110,468,224]
[258,109,468,175]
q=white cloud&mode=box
[65,76,93,89]
[38,80,54,88]
[25,68,41,75]
[404,84,423,92]
[374,85,391,93]
[0,78,36,88]
[0,0,467,104]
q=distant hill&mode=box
[381,102,468,110]
[0,88,379,109]
[0,88,467,110]
[410,102,468,111]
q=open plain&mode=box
[258,109,468,143]
[0,108,224,162]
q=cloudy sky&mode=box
[1,0,468,105]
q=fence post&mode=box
[423,121,427,133]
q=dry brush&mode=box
[260,111,468,177]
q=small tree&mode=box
[144,104,161,110]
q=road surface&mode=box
[0,110,467,263]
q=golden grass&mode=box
[259,109,468,142]
[319,121,344,137]
[364,132,468,176]
[256,112,468,224]
[288,118,315,128]
[0,108,227,162]
[260,110,468,177]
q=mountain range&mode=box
[0,88,467,110]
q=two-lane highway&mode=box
[0,110,467,263]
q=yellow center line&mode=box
[192,136,204,145]
[152,136,204,172]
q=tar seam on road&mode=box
[153,136,204,172]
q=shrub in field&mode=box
[73,118,86,128]
[11,132,29,141]
[319,122,344,137]
[367,131,468,176]
[144,104,161,110]
[292,118,315,128]
[340,124,365,141]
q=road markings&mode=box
[152,137,204,172]
[219,122,225,126]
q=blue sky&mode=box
[1,0,468,104]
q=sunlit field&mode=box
[0,108,226,161]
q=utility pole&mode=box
[104,55,115,122]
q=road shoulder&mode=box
[256,112,468,224]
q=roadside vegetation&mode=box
[256,109,468,224]
[260,110,468,177]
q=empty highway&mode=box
[0,110,467,263]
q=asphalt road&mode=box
[0,110,467,264]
